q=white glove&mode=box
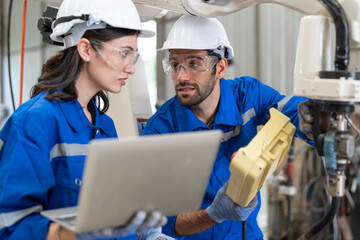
[139,228,175,240]
[206,183,258,223]
[76,211,167,240]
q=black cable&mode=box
[52,14,89,28]
[319,0,349,71]
[304,197,340,239]
[242,220,246,240]
[7,0,16,111]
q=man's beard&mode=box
[175,76,216,106]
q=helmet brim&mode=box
[51,19,155,44]
[138,29,155,38]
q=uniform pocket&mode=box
[48,156,85,208]
[55,156,85,190]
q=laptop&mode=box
[41,130,223,233]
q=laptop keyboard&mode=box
[55,215,77,226]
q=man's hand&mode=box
[298,100,314,140]
[76,211,167,240]
[205,183,258,223]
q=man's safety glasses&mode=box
[90,39,140,71]
[162,55,219,75]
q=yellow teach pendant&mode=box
[226,108,296,207]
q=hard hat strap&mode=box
[53,14,90,28]
[63,22,107,48]
[212,46,227,60]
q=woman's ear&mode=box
[77,38,91,62]
[216,58,228,79]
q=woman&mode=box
[0,0,172,239]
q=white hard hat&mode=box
[50,0,155,48]
[160,15,234,59]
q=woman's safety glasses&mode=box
[90,40,140,71]
[162,55,219,75]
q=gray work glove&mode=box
[139,228,175,240]
[206,183,258,223]
[76,211,167,240]
[298,100,314,140]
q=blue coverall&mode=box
[0,93,138,240]
[143,77,312,239]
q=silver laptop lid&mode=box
[76,130,223,232]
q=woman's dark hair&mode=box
[31,27,138,114]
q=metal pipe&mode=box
[286,140,295,233]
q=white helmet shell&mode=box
[50,0,155,48]
[160,15,233,59]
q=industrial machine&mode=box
[130,0,360,239]
[37,0,360,238]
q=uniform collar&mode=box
[174,78,243,131]
[58,99,113,134]
[215,78,243,126]
[173,100,207,131]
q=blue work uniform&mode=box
[0,93,137,240]
[143,77,312,240]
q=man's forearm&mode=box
[174,209,217,236]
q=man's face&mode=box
[168,49,219,107]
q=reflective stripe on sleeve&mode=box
[242,108,256,125]
[50,143,89,162]
[0,139,3,151]
[221,108,256,142]
[222,126,241,142]
[0,205,43,229]
[277,95,292,113]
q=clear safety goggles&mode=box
[90,39,140,71]
[162,55,219,75]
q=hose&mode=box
[298,197,340,239]
[319,0,349,71]
[19,0,28,106]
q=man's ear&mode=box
[216,58,228,79]
[77,38,92,62]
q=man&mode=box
[143,15,312,239]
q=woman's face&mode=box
[87,34,138,94]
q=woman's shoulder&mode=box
[11,93,61,126]
[26,93,60,114]
[0,93,62,141]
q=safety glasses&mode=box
[90,39,140,71]
[162,54,219,75]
